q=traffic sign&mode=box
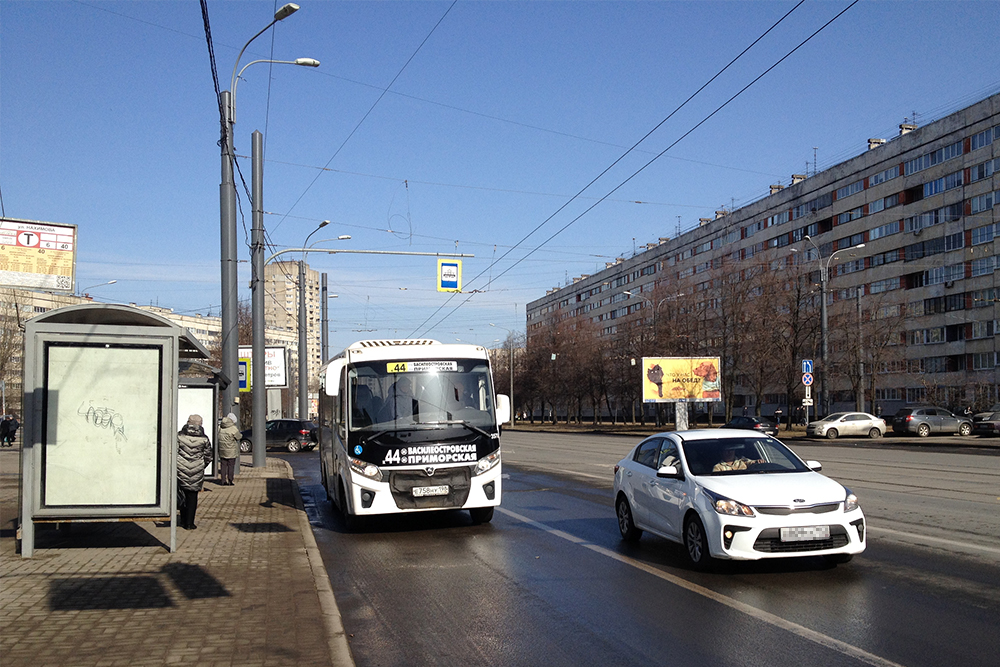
[802,372,814,386]
[805,385,812,399]
[802,398,814,406]
[802,359,813,374]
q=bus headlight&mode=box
[474,451,500,475]
[350,457,383,482]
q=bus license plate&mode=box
[412,485,449,498]
[780,525,830,542]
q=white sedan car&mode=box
[613,429,866,569]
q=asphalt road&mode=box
[282,432,1000,667]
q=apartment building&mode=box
[263,260,323,388]
[527,93,1000,416]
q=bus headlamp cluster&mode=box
[474,451,500,475]
[350,457,383,482]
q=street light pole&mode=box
[802,236,865,417]
[77,280,117,297]
[489,323,516,425]
[221,2,313,427]
[298,221,329,420]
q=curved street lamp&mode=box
[77,279,117,296]
[220,2,317,425]
[799,236,866,417]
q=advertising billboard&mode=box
[642,357,722,403]
[238,345,288,389]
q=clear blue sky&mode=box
[3,1,999,353]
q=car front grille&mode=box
[753,525,850,553]
[387,467,472,510]
[755,503,841,515]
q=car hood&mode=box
[698,471,847,507]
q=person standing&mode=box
[217,413,241,486]
[0,416,10,447]
[176,414,211,530]
[4,414,18,446]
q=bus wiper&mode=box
[422,420,492,438]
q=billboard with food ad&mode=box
[642,357,722,403]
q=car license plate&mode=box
[780,525,830,542]
[412,485,449,498]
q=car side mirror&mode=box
[806,460,823,472]
[656,464,683,479]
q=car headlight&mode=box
[349,457,383,482]
[704,489,755,517]
[474,450,501,475]
[844,488,860,513]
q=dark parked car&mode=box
[721,416,778,437]
[240,419,318,453]
[972,411,1000,437]
[892,407,972,437]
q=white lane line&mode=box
[498,507,905,667]
[869,525,1000,556]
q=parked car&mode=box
[613,430,865,568]
[721,416,778,437]
[891,407,972,437]
[239,419,318,453]
[972,411,1000,437]
[806,412,886,439]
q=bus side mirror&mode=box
[496,394,511,425]
[324,359,346,397]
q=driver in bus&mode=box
[380,376,417,422]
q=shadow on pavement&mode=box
[33,521,165,550]
[49,576,174,610]
[229,521,293,533]
[161,562,231,599]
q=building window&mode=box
[869,220,900,240]
[836,180,864,200]
[904,139,963,175]
[971,257,996,277]
[972,352,996,371]
[906,387,927,404]
[837,207,864,225]
[970,158,996,183]
[970,126,996,151]
[870,277,900,294]
[869,165,900,186]
[970,191,998,214]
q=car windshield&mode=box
[822,412,850,422]
[348,359,497,432]
[681,436,810,476]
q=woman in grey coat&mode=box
[217,413,241,485]
[177,414,212,530]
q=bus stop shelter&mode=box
[19,303,212,557]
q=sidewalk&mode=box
[0,451,354,667]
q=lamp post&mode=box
[221,2,315,425]
[489,323,517,425]
[77,280,116,297]
[800,236,865,417]
[321,280,338,362]
[298,221,331,420]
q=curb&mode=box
[282,458,355,667]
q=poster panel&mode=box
[0,218,76,291]
[642,357,722,403]
[239,345,288,388]
[43,344,162,506]
[178,385,215,476]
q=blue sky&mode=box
[3,0,999,353]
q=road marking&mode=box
[498,507,905,667]
[869,525,1000,556]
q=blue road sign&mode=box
[802,372,814,386]
[802,359,813,374]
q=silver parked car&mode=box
[807,412,887,439]
[892,407,972,437]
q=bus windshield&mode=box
[348,359,497,432]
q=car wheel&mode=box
[868,427,881,439]
[684,515,712,569]
[824,553,853,566]
[239,439,252,454]
[826,428,839,440]
[616,495,642,542]
[917,423,931,437]
[959,423,972,437]
[469,507,494,524]
[286,439,301,453]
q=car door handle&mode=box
[626,471,633,477]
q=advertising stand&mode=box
[19,304,211,557]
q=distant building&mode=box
[527,92,1000,417]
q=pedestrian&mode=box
[964,406,973,417]
[773,406,784,429]
[176,414,211,530]
[217,412,241,486]
[0,416,9,447]
[742,405,748,417]
[4,414,19,446]
[875,404,882,418]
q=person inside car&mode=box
[713,444,762,472]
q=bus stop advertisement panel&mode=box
[19,304,210,557]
